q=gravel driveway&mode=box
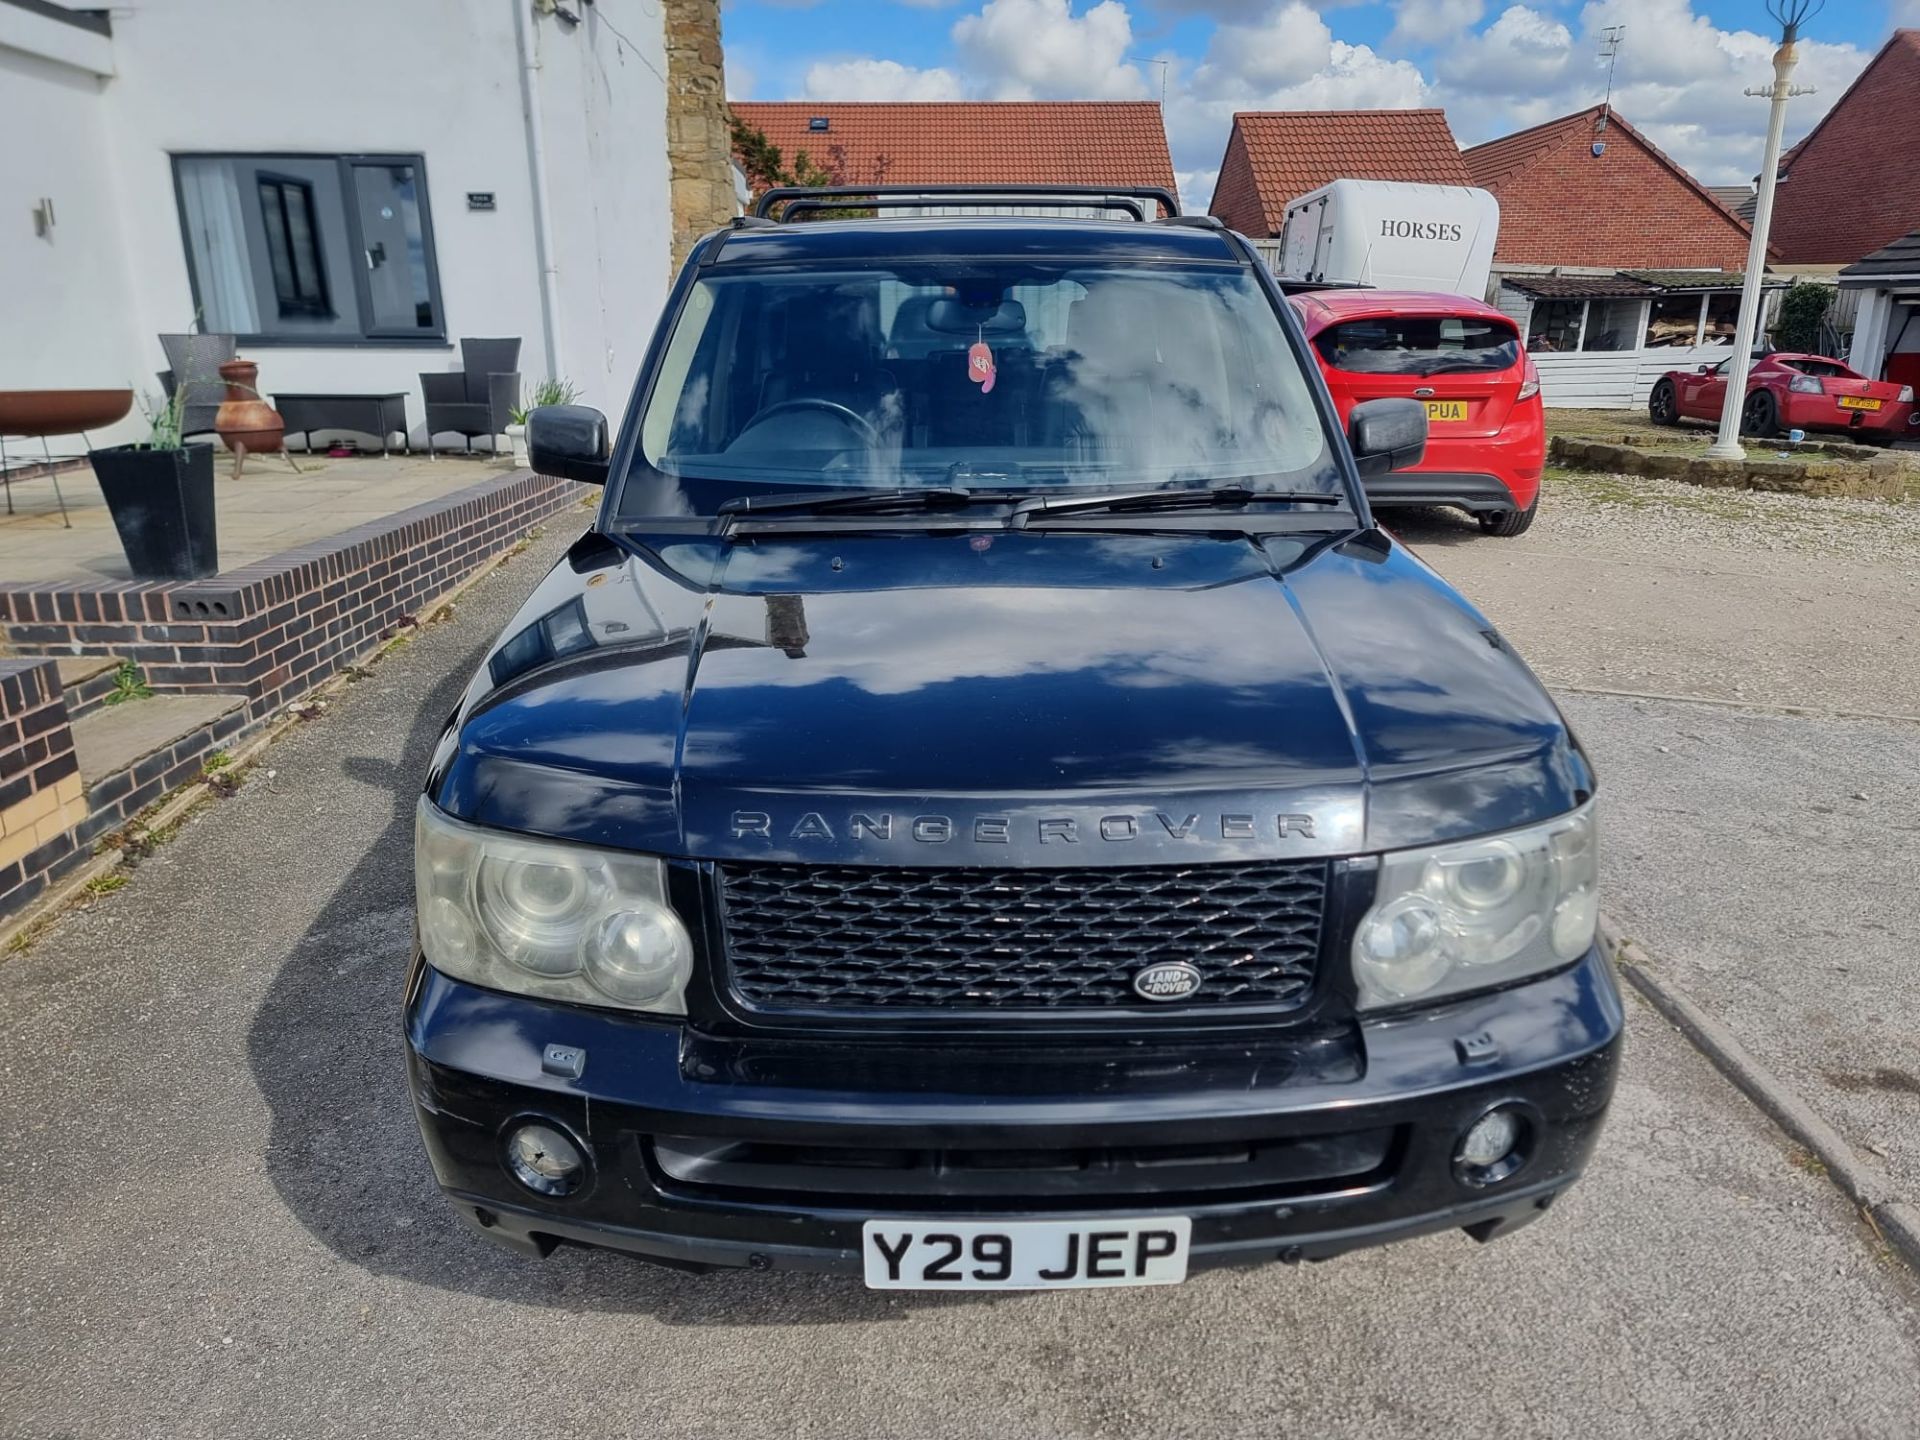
[2,519,1918,1440]
[1396,469,1920,719]
[1400,468,1920,1208]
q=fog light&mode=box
[1456,1106,1530,1187]
[504,1121,587,1197]
[1462,1110,1519,1168]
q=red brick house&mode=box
[1207,110,1471,237]
[1770,30,1920,268]
[728,100,1176,202]
[1463,106,1770,379]
[1463,105,1753,273]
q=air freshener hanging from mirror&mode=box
[967,325,996,394]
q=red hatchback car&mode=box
[1650,351,1917,441]
[1289,289,1543,536]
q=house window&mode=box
[173,153,445,344]
[1644,295,1702,347]
[1585,299,1643,352]
[1701,292,1741,344]
[1529,300,1585,352]
[256,174,330,318]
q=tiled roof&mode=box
[728,102,1176,196]
[1463,106,1754,270]
[1771,31,1920,265]
[1501,275,1657,300]
[1839,228,1920,286]
[1618,269,1780,291]
[1207,110,1470,236]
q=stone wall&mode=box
[1549,436,1909,500]
[663,0,734,275]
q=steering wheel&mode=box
[734,398,880,449]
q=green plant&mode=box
[509,377,582,426]
[86,874,130,895]
[135,387,188,451]
[202,750,232,771]
[101,661,152,706]
[1772,280,1832,354]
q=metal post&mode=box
[1707,32,1813,459]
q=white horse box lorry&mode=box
[1277,180,1500,300]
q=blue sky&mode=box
[721,0,1908,209]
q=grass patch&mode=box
[100,661,152,707]
[1787,1146,1830,1179]
[86,873,129,895]
[202,750,232,771]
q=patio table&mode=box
[273,393,410,456]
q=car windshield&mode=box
[616,263,1336,519]
[1314,315,1519,377]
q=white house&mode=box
[2,0,730,450]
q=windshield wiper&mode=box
[1011,485,1347,527]
[717,485,984,518]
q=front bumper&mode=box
[406,946,1624,1276]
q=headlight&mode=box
[1352,804,1597,1011]
[414,798,692,1014]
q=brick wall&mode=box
[1470,111,1752,271]
[1771,31,1920,265]
[1,471,586,724]
[0,659,87,915]
[1209,125,1267,237]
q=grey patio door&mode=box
[348,161,439,336]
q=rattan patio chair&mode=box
[420,337,522,455]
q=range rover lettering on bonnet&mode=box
[728,810,1319,844]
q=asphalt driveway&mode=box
[3,518,1918,1440]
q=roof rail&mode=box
[751,183,1181,222]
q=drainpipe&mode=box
[514,0,564,380]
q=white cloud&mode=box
[1197,2,1333,91]
[951,0,1150,99]
[800,57,966,100]
[1435,5,1572,95]
[1388,0,1486,50]
[1432,0,1874,183]
[725,56,757,100]
[1176,167,1219,215]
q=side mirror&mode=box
[528,405,610,485]
[1697,363,1715,374]
[1348,398,1427,479]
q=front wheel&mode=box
[1649,378,1680,426]
[1479,497,1538,537]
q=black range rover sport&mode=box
[406,185,1622,1290]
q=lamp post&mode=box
[1706,0,1822,461]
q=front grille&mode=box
[649,1126,1395,1207]
[715,861,1328,1013]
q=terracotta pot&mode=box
[213,358,284,477]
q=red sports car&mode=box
[1649,352,1917,441]
[1289,289,1543,536]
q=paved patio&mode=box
[0,450,519,584]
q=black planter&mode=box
[90,443,219,582]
